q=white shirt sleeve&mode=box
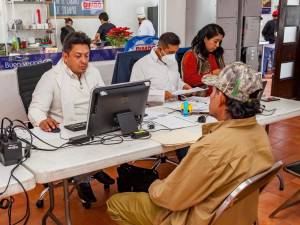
[131,63,165,103]
[28,72,54,126]
[177,77,186,90]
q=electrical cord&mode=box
[0,118,32,225]
[260,105,276,116]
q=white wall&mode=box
[185,0,217,46]
[159,0,186,46]
[0,0,158,49]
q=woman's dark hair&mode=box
[99,12,109,21]
[158,32,180,48]
[191,23,225,58]
[225,90,262,119]
[63,32,91,53]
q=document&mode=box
[171,87,207,96]
[152,114,197,130]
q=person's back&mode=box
[60,18,75,44]
[156,117,273,224]
[262,10,279,44]
[107,62,274,225]
[95,12,116,46]
[136,7,155,36]
[138,19,155,36]
[98,22,116,42]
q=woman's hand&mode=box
[212,69,221,75]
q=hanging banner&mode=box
[0,48,123,71]
[49,0,104,17]
[124,36,159,52]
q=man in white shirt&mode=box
[28,32,114,205]
[137,7,156,36]
[130,32,191,103]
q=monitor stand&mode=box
[116,111,139,136]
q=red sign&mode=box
[82,0,103,10]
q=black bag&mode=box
[117,163,159,192]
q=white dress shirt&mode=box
[137,19,155,36]
[130,48,185,103]
[28,59,105,126]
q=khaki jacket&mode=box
[149,117,274,225]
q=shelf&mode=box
[8,28,55,32]
[7,1,51,5]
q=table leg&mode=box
[63,179,72,225]
[42,182,63,225]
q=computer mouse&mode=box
[51,127,61,133]
[197,115,206,123]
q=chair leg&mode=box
[269,189,300,218]
[276,173,285,191]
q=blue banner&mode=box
[124,36,159,52]
[49,0,104,17]
[0,48,123,71]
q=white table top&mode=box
[23,134,162,183]
[0,164,36,199]
[257,98,300,125]
[20,98,300,184]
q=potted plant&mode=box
[106,27,133,48]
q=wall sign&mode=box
[49,0,104,17]
[262,0,272,14]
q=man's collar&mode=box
[61,61,81,79]
[150,47,167,65]
[202,117,257,135]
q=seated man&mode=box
[28,32,114,204]
[107,62,275,225]
[130,32,191,103]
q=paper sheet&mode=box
[171,87,207,96]
[152,114,197,129]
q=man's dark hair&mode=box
[63,32,91,53]
[158,32,180,48]
[99,12,109,21]
[192,23,225,58]
[64,17,73,24]
[224,90,262,119]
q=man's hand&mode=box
[39,117,59,132]
[183,84,192,90]
[165,91,174,100]
[212,69,221,75]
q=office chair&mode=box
[17,61,53,115]
[17,61,60,208]
[176,47,190,76]
[210,161,283,225]
[270,160,300,218]
[111,50,150,84]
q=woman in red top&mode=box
[182,24,225,89]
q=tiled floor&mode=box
[1,117,300,225]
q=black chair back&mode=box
[111,50,150,84]
[176,47,191,76]
[17,61,52,113]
